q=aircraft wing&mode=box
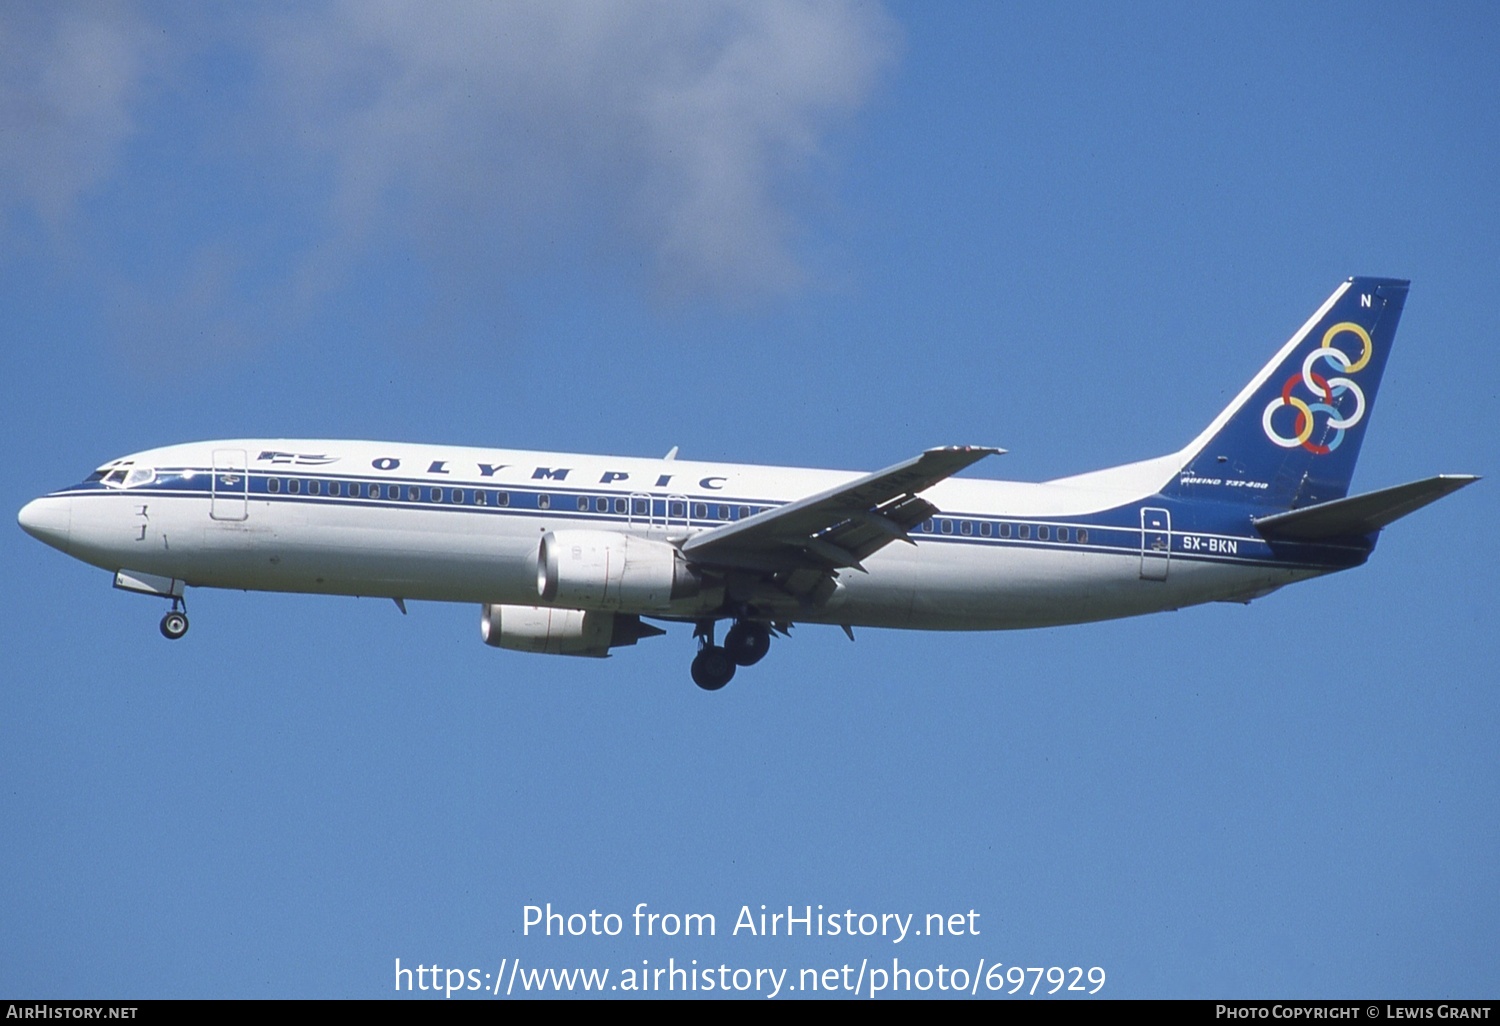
[683,446,1002,574]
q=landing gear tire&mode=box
[160,610,189,640]
[724,621,771,666]
[691,645,736,691]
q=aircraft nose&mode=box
[18,496,72,554]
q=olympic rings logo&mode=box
[1261,322,1372,454]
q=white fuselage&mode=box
[27,438,1317,632]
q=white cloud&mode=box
[262,0,898,300]
[0,3,160,226]
[2,0,898,364]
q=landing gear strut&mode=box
[159,597,189,640]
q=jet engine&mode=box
[480,604,665,658]
[536,530,701,612]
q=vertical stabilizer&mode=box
[1162,277,1409,511]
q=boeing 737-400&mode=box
[18,277,1477,689]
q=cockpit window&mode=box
[100,466,156,488]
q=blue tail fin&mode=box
[1162,277,1409,511]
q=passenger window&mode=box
[384,485,395,500]
[452,489,464,504]
[738,506,750,520]
[670,501,685,517]
[475,491,488,506]
[633,498,648,515]
[1057,527,1069,542]
[309,480,321,496]
[940,519,952,534]
[538,494,551,510]
[614,498,626,514]
[268,478,281,493]
[693,503,707,519]
[368,483,381,498]
[960,521,972,535]
[329,481,341,497]
[1038,526,1050,541]
[717,505,729,520]
[429,488,442,502]
[980,522,992,537]
[1018,524,1030,539]
[578,496,589,511]
[999,523,1011,539]
[289,479,301,495]
[1078,528,1089,544]
[497,492,510,507]
[596,497,609,512]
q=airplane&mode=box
[17,277,1477,690]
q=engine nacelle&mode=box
[537,530,701,612]
[480,604,665,658]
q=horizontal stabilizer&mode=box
[1253,474,1478,541]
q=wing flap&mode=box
[832,494,939,560]
[1253,474,1478,541]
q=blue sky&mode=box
[2,1,1495,999]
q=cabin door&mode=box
[665,494,690,541]
[627,492,658,537]
[1140,507,1170,580]
[210,449,249,521]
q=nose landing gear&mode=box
[159,598,189,640]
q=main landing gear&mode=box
[690,619,774,691]
[690,644,736,691]
[159,597,189,640]
[724,620,771,666]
